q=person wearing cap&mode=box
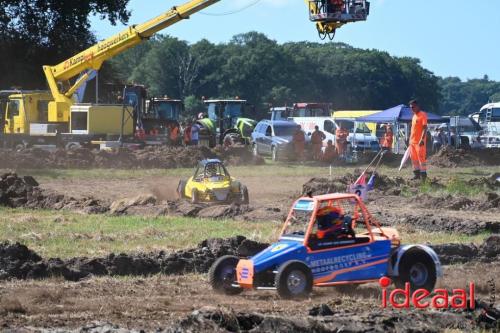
[409,100,428,181]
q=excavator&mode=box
[0,0,369,149]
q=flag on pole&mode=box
[399,147,411,171]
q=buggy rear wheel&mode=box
[177,180,186,199]
[191,188,199,204]
[271,146,278,162]
[208,255,243,295]
[240,185,249,205]
[275,261,313,299]
[395,250,437,292]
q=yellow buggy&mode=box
[177,159,249,205]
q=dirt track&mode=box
[0,261,498,332]
[1,159,500,331]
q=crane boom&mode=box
[39,0,368,123]
[43,0,221,123]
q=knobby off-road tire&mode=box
[252,144,258,157]
[191,188,199,204]
[240,185,249,205]
[177,180,187,199]
[395,250,437,292]
[208,255,243,295]
[275,261,313,299]
[271,146,278,162]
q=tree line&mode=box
[0,0,498,117]
[109,32,500,117]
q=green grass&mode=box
[6,164,499,183]
[0,208,281,258]
[0,207,490,259]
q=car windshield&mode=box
[195,163,229,181]
[282,200,315,238]
[274,124,297,137]
[339,121,371,134]
[155,102,181,120]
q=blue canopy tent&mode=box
[356,104,448,124]
[356,105,449,153]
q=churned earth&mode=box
[0,155,499,332]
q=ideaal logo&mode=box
[379,277,475,309]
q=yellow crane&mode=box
[1,0,369,149]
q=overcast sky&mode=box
[90,0,500,81]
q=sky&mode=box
[90,0,500,81]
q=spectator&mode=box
[432,127,446,153]
[323,139,336,163]
[293,125,306,161]
[381,124,393,152]
[183,122,192,146]
[190,121,200,146]
[409,100,428,181]
[335,122,349,158]
[311,125,326,161]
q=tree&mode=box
[184,95,204,119]
[0,0,130,89]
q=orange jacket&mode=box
[311,130,326,144]
[410,111,428,145]
[382,131,393,148]
[183,125,192,143]
[336,128,349,143]
[170,126,179,141]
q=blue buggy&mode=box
[209,193,442,299]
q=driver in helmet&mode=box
[205,163,218,179]
[316,206,348,239]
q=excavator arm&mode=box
[43,0,221,122]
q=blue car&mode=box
[209,193,442,299]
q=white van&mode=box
[292,117,380,152]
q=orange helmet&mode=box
[317,206,342,216]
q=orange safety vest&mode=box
[336,128,348,143]
[311,130,326,144]
[382,131,393,148]
[410,111,428,145]
[183,125,192,143]
[170,126,179,141]
[293,131,306,145]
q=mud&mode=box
[0,172,108,214]
[110,196,286,222]
[416,192,500,211]
[431,235,500,264]
[172,305,497,333]
[0,237,269,282]
[303,174,498,198]
[2,235,499,283]
[429,146,500,168]
[0,146,264,170]
[376,210,500,235]
[17,304,498,332]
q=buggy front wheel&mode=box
[208,255,243,295]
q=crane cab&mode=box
[1,91,54,135]
[308,0,370,23]
[308,0,370,39]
